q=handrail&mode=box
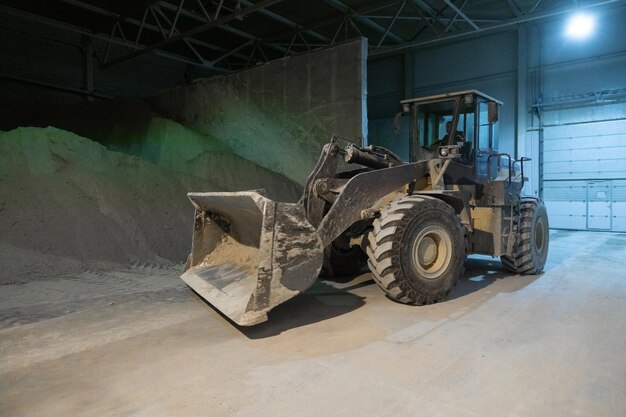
[516,157,531,189]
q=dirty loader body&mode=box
[182,158,428,326]
[182,90,549,326]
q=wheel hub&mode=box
[411,225,453,279]
[418,236,438,265]
[535,218,546,253]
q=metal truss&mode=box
[2,0,623,73]
[370,0,622,56]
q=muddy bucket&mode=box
[181,191,323,326]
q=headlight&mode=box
[439,147,449,157]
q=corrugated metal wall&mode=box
[367,30,518,160]
[527,6,626,231]
[0,12,204,129]
[367,4,626,232]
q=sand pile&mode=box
[43,98,308,194]
[138,117,302,197]
[146,82,325,185]
[43,97,161,151]
[0,127,300,284]
[42,78,350,186]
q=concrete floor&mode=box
[1,230,625,417]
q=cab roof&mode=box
[400,90,503,106]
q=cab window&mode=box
[478,101,494,151]
[416,99,477,165]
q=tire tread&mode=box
[501,197,549,275]
[367,195,465,305]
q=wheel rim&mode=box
[535,217,546,254]
[411,225,452,279]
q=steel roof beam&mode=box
[156,0,291,55]
[371,0,622,56]
[503,0,523,17]
[239,0,330,42]
[152,4,207,64]
[408,0,448,30]
[362,15,498,23]
[116,0,164,23]
[375,0,407,48]
[103,0,288,67]
[255,0,416,49]
[408,0,438,17]
[0,4,228,71]
[444,0,469,32]
[441,0,480,30]
[321,0,405,43]
[57,0,248,60]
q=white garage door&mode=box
[542,118,626,232]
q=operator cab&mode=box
[397,90,503,181]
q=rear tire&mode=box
[329,244,367,280]
[367,196,465,305]
[501,197,549,274]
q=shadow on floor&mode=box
[190,280,365,339]
[449,256,542,301]
[244,280,367,339]
[192,257,544,338]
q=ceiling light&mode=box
[565,12,595,40]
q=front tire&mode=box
[367,195,465,305]
[501,197,549,274]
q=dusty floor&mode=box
[1,230,625,417]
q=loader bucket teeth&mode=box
[181,191,323,326]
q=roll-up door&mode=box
[542,117,626,232]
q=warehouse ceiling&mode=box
[0,0,620,73]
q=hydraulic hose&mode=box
[344,144,403,169]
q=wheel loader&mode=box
[181,90,549,326]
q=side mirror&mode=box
[488,102,499,124]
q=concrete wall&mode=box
[147,38,368,184]
[30,39,367,186]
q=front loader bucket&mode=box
[181,191,323,326]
